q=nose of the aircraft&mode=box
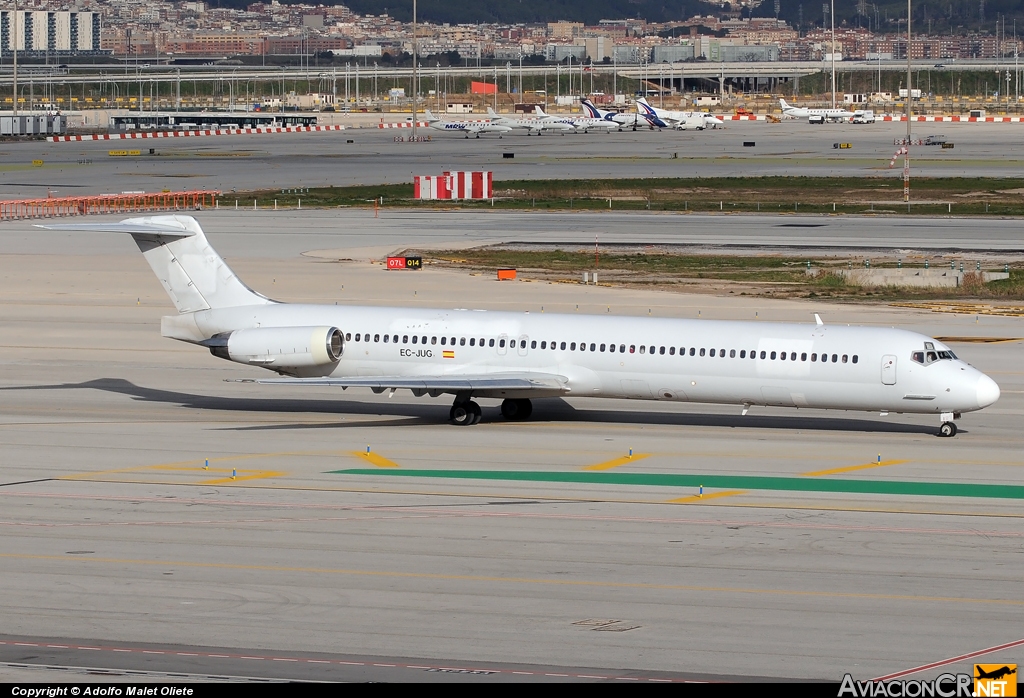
[976,374,1001,408]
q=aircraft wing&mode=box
[253,371,570,395]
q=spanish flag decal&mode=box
[443,350,455,359]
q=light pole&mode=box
[409,0,417,141]
[12,0,18,120]
[830,0,836,108]
[904,0,912,206]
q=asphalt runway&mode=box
[4,118,1024,199]
[1,211,1022,682]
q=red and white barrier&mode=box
[721,115,766,121]
[49,124,346,142]
[414,171,492,200]
[379,121,428,128]
[878,115,1024,122]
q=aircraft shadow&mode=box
[2,379,943,436]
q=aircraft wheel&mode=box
[450,403,473,426]
[939,421,957,437]
[467,401,482,425]
[500,398,532,421]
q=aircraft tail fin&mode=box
[423,109,439,122]
[780,98,790,109]
[486,107,499,117]
[534,106,547,116]
[37,215,273,313]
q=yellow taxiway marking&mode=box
[200,471,287,485]
[669,490,746,504]
[802,459,910,477]
[582,453,650,471]
[3,552,1021,608]
[352,451,401,468]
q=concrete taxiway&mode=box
[4,119,1024,199]
[0,211,1022,682]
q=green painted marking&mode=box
[330,469,1024,500]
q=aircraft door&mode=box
[497,333,508,356]
[881,355,897,385]
[517,335,529,357]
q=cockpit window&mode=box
[913,347,956,365]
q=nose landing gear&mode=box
[938,412,959,437]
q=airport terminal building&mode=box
[0,10,102,56]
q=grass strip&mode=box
[330,469,1024,500]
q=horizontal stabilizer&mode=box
[36,220,196,239]
[255,372,569,395]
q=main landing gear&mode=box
[450,399,482,426]
[448,397,535,425]
[938,411,960,437]
[500,398,532,421]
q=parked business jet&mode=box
[422,110,512,138]
[39,216,999,435]
[779,98,855,121]
[637,98,723,130]
[533,106,618,133]
[580,99,639,130]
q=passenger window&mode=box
[740,350,746,358]
[629,345,635,353]
[821,354,827,363]
[842,355,848,363]
[374,334,380,342]
[699,348,705,357]
[801,352,807,361]
[571,342,577,350]
[659,346,665,355]
[460,338,466,346]
[561,342,567,350]
[354,334,360,342]
[609,344,616,353]
[499,339,506,348]
[811,353,817,361]
[520,340,526,348]
[489,339,495,347]
[530,340,536,349]
[669,347,675,355]
[690,348,696,356]
[345,333,352,341]
[600,344,606,352]
[411,336,418,344]
[590,343,596,352]
[620,345,625,353]
[440,337,446,345]
[402,335,409,343]
[640,346,646,354]
[719,349,725,357]
[384,335,390,343]
[540,341,546,349]
[852,355,858,364]
[649,346,655,354]
[469,338,475,346]
[450,337,455,346]
[831,354,838,363]
[710,349,716,357]
[790,352,796,361]
[770,351,777,360]
[729,349,735,358]
[780,352,786,361]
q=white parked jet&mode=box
[779,98,855,122]
[486,107,574,135]
[532,106,618,133]
[39,215,999,435]
[636,98,724,130]
[422,109,512,138]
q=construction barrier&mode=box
[414,171,492,201]
[379,121,429,129]
[49,125,344,143]
[878,115,1024,122]
[0,190,220,221]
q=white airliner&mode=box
[486,107,574,135]
[779,98,855,121]
[422,109,512,138]
[39,215,999,435]
[636,98,724,130]
[532,106,618,133]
